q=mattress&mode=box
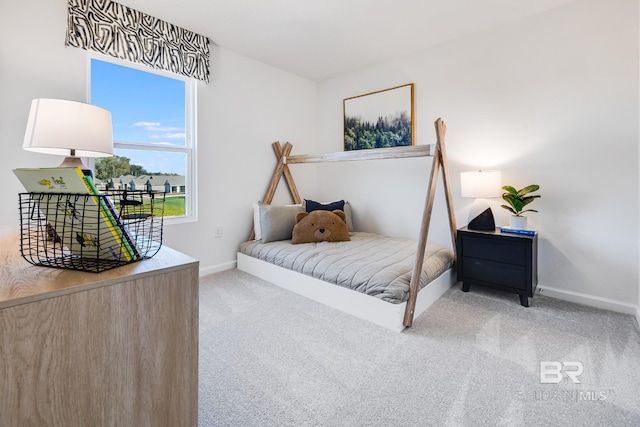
[239,232,454,304]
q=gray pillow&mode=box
[259,204,304,243]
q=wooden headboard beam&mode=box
[285,144,435,164]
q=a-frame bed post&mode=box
[435,120,458,253]
[403,118,457,327]
[273,142,302,205]
[248,141,302,241]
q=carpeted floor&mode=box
[198,269,640,426]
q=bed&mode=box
[240,232,454,304]
[237,118,458,332]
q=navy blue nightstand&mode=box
[456,226,538,306]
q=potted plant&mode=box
[501,184,541,230]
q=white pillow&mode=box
[252,203,262,240]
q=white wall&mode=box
[1,0,638,313]
[315,0,639,309]
[0,0,317,273]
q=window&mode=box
[89,55,197,222]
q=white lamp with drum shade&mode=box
[22,98,113,177]
[460,170,502,231]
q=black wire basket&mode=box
[18,190,165,273]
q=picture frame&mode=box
[343,83,414,151]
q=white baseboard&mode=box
[537,285,638,316]
[636,306,640,329]
[199,260,236,277]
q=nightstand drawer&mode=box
[462,237,527,265]
[462,258,527,290]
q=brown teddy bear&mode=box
[291,210,351,244]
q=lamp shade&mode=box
[460,170,502,198]
[22,98,113,158]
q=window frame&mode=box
[86,53,198,225]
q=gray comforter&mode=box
[239,232,454,304]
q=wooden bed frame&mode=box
[238,118,457,330]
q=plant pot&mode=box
[510,215,528,230]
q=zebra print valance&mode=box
[65,0,210,83]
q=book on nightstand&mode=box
[13,167,139,261]
[500,227,537,236]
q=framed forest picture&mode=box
[343,83,414,151]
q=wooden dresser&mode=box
[0,227,199,427]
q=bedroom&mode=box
[0,0,638,425]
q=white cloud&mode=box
[132,121,182,133]
[148,126,182,132]
[133,121,160,127]
[150,133,185,139]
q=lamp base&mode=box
[468,208,496,231]
[58,156,92,178]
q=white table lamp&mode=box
[460,170,502,231]
[22,98,113,176]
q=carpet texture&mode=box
[198,269,640,426]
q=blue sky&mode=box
[90,58,186,175]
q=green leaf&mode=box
[501,185,518,195]
[517,184,540,196]
[521,196,540,207]
[500,204,516,215]
[512,199,524,212]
